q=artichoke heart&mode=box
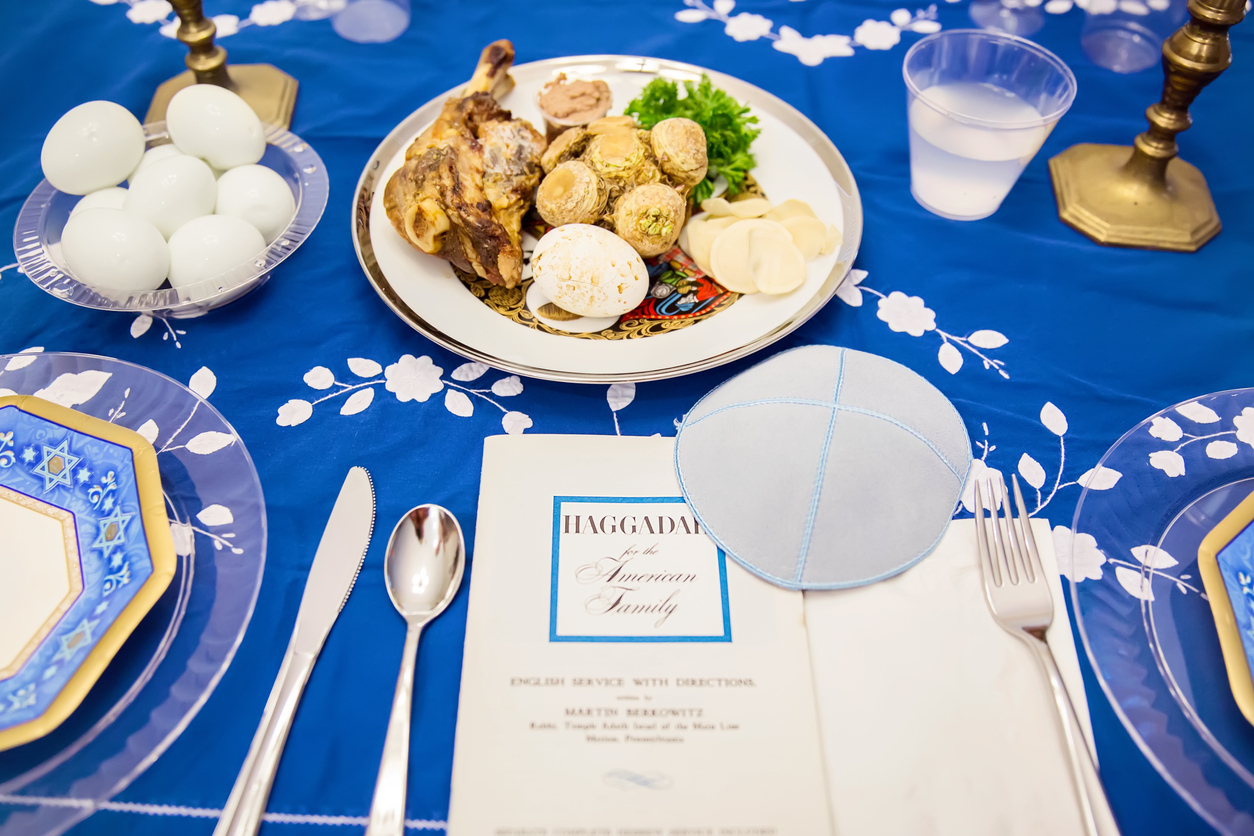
[532,113,709,259]
[585,130,662,201]
[586,115,637,135]
[650,118,708,188]
[536,160,606,227]
[541,127,591,174]
[612,183,686,258]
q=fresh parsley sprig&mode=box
[626,75,761,204]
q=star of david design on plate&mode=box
[52,618,100,664]
[91,506,134,559]
[8,684,37,711]
[32,439,81,492]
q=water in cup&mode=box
[908,82,1051,220]
[902,30,1077,221]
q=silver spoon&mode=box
[365,505,466,836]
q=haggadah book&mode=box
[447,435,832,836]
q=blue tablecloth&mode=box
[1,0,1251,832]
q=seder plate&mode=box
[351,55,863,384]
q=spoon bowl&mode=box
[384,504,465,622]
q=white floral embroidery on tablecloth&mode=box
[959,397,1203,603]
[968,0,1178,19]
[962,401,1123,516]
[675,0,941,65]
[838,270,1010,379]
[607,383,635,435]
[129,313,188,349]
[278,355,533,434]
[95,0,318,38]
[1144,402,1254,477]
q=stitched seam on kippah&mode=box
[685,398,836,428]
[685,399,961,479]
[793,350,845,584]
[831,405,962,479]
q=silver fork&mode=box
[974,474,1120,836]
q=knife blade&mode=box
[291,466,376,653]
[214,466,376,836]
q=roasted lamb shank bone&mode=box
[382,40,545,288]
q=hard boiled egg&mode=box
[215,164,296,243]
[41,101,145,195]
[123,155,217,239]
[61,208,169,295]
[166,85,265,170]
[70,186,128,217]
[167,215,266,290]
[531,224,649,318]
[128,143,185,183]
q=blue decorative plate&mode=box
[0,396,175,751]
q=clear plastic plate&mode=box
[1071,388,1254,835]
[0,353,266,836]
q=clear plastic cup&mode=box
[1081,0,1186,74]
[331,0,410,43]
[969,0,1045,38]
[903,30,1077,220]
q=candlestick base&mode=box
[146,63,298,129]
[1049,142,1221,253]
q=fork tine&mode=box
[988,477,1018,585]
[1000,473,1033,584]
[973,479,1000,587]
[1011,475,1045,582]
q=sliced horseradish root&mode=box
[780,216,828,261]
[764,198,818,223]
[680,213,739,277]
[727,197,773,219]
[680,197,838,296]
[709,219,798,295]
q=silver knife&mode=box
[214,466,376,836]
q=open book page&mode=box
[805,519,1095,836]
[448,434,832,835]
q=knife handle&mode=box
[213,638,317,836]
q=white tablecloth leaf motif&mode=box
[674,0,942,65]
[843,273,1011,379]
[277,354,534,430]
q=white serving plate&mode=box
[352,55,863,384]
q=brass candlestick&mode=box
[146,0,298,129]
[1049,0,1245,252]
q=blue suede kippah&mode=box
[675,345,972,590]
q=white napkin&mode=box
[805,519,1096,836]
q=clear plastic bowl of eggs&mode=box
[14,86,328,318]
